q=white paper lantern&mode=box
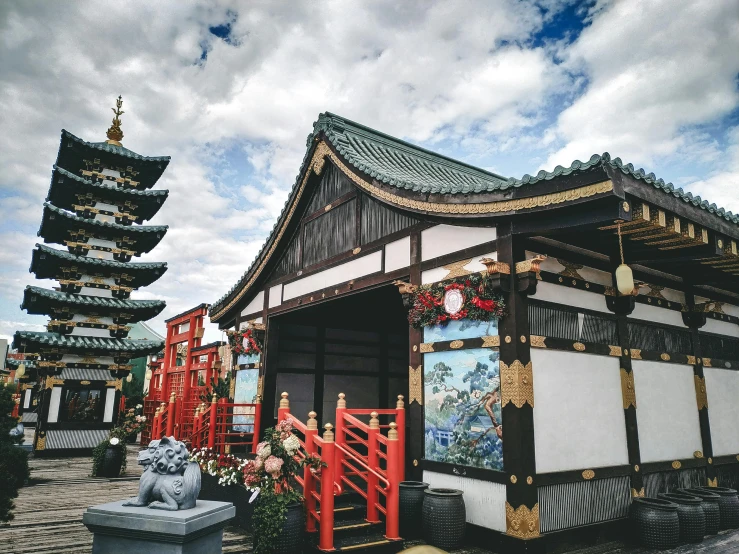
[145,369,153,381]
[16,363,26,378]
[126,373,133,383]
[615,263,635,296]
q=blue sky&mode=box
[1,0,738,344]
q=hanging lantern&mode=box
[16,363,26,378]
[616,222,635,296]
[145,369,153,381]
[126,373,133,383]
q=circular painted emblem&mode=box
[443,289,464,315]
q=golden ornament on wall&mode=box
[631,488,645,498]
[500,360,534,408]
[573,342,586,352]
[620,369,637,409]
[530,335,547,348]
[449,340,464,349]
[409,365,422,405]
[419,343,434,353]
[672,461,682,470]
[707,477,718,488]
[582,469,595,480]
[506,502,540,539]
[694,375,708,410]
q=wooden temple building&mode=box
[207,112,739,551]
[12,97,169,456]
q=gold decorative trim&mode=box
[506,502,540,539]
[500,360,534,408]
[672,460,682,470]
[510,475,517,484]
[703,358,712,367]
[409,365,422,405]
[352,247,361,255]
[526,476,533,485]
[420,343,435,353]
[620,369,637,409]
[515,255,546,275]
[256,375,264,403]
[687,355,697,365]
[449,340,464,349]
[582,469,595,480]
[80,380,91,385]
[45,376,65,389]
[211,140,613,320]
[36,435,46,451]
[530,335,547,348]
[573,342,586,352]
[609,345,623,357]
[630,349,642,360]
[660,353,671,362]
[480,258,510,275]
[441,258,473,280]
[106,379,123,391]
[695,375,708,410]
[631,488,645,498]
[482,336,500,348]
[707,477,718,488]
[694,451,703,459]
[556,259,584,280]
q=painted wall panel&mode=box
[48,387,62,423]
[103,387,117,423]
[632,360,703,462]
[631,303,687,328]
[241,291,265,316]
[702,318,739,338]
[531,281,608,313]
[283,251,382,300]
[268,284,283,309]
[422,470,506,531]
[70,327,112,338]
[532,349,628,473]
[421,225,496,261]
[704,367,739,456]
[384,236,410,273]
[79,287,113,298]
[421,252,497,285]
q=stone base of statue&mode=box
[83,499,235,554]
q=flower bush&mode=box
[189,448,248,486]
[115,407,146,439]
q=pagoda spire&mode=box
[106,95,124,146]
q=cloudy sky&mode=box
[1,0,738,345]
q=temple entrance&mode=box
[266,284,409,428]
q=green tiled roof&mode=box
[42,203,167,233]
[13,331,163,355]
[61,129,170,162]
[22,285,166,317]
[31,244,167,287]
[5,358,35,369]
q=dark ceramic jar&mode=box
[399,481,429,539]
[678,488,721,535]
[629,497,679,549]
[698,486,739,529]
[658,493,705,543]
[422,488,465,550]
[254,502,304,554]
[97,445,124,478]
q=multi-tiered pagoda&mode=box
[13,97,170,455]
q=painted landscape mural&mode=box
[233,367,259,432]
[423,319,502,470]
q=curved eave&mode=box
[56,130,170,189]
[12,331,164,356]
[38,203,168,254]
[30,244,167,287]
[21,285,166,320]
[48,166,168,222]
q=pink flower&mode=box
[264,455,284,477]
[253,457,264,470]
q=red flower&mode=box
[471,296,496,311]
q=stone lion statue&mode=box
[123,436,201,511]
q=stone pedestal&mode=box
[83,499,235,554]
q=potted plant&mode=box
[117,406,146,444]
[92,435,127,478]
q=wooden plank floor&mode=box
[0,446,252,554]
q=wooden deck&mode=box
[1,445,738,553]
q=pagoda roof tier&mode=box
[12,331,164,357]
[39,203,167,255]
[47,167,169,223]
[21,285,166,321]
[30,244,167,288]
[56,130,170,189]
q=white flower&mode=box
[257,444,271,459]
[282,434,300,455]
[109,437,120,446]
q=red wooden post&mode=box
[304,411,318,533]
[395,395,406,483]
[319,424,335,552]
[153,406,161,439]
[277,391,289,422]
[166,392,176,437]
[366,412,380,523]
[208,394,217,450]
[192,406,200,448]
[119,394,126,415]
[158,402,166,438]
[334,393,346,486]
[252,402,262,454]
[385,422,400,540]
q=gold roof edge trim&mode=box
[211,141,614,320]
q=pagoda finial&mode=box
[106,95,124,146]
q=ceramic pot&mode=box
[698,486,739,529]
[629,497,679,549]
[97,446,123,478]
[198,473,255,530]
[400,481,429,539]
[677,488,721,535]
[254,502,304,554]
[658,492,705,543]
[422,488,465,550]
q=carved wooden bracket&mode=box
[681,309,707,328]
[606,295,636,316]
[514,256,546,295]
[393,280,419,309]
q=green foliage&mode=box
[122,373,144,408]
[0,386,30,522]
[252,486,302,554]
[199,374,231,402]
[91,437,127,477]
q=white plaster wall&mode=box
[95,214,115,224]
[702,319,739,338]
[79,287,113,298]
[531,349,628,473]
[528,253,613,287]
[94,201,119,213]
[103,388,117,423]
[61,354,114,365]
[86,250,114,261]
[241,291,265,316]
[101,168,121,178]
[87,237,117,250]
[71,315,114,325]
[283,251,382,300]
[268,284,282,308]
[70,326,112,338]
[23,389,31,409]
[631,303,687,328]
[80,275,115,286]
[239,316,264,330]
[422,471,506,532]
[48,387,62,423]
[704,367,739,456]
[632,360,703,462]
[421,225,496,261]
[421,252,496,285]
[384,236,410,273]
[531,281,608,313]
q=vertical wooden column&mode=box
[160,322,175,402]
[407,229,423,480]
[180,314,196,406]
[497,228,539,544]
[683,289,716,486]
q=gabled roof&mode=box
[38,203,168,254]
[47,167,169,222]
[30,244,167,288]
[56,130,170,189]
[209,112,739,324]
[21,285,166,320]
[12,331,163,356]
